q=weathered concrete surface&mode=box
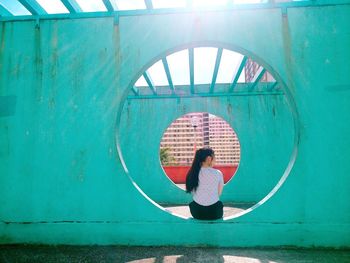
[0,245,350,263]
[1,2,350,247]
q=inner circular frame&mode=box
[115,41,300,221]
[158,112,242,191]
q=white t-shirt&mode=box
[192,167,224,206]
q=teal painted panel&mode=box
[0,17,177,224]
[0,95,16,116]
[118,9,286,90]
[119,95,294,205]
[285,5,350,224]
[0,4,349,247]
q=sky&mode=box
[135,48,247,87]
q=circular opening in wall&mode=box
[160,112,241,191]
[117,44,299,221]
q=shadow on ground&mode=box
[1,245,350,263]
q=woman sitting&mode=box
[186,148,224,220]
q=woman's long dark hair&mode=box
[185,148,214,193]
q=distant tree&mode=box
[160,148,176,166]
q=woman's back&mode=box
[193,167,224,206]
[186,147,224,220]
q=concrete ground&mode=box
[161,201,254,218]
[169,184,254,218]
[0,245,349,263]
[163,204,249,218]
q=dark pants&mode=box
[189,201,223,220]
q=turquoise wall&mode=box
[0,3,350,247]
[120,95,294,204]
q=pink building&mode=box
[160,113,240,166]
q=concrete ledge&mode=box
[1,221,350,247]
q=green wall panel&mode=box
[0,3,349,247]
[119,95,294,204]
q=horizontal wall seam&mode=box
[1,220,349,225]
